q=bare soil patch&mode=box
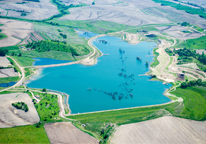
[0,68,19,78]
[0,0,59,20]
[44,122,99,144]
[0,56,10,67]
[110,116,206,144]
[155,25,204,40]
[0,18,33,47]
[0,93,39,128]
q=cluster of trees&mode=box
[180,79,206,88]
[12,102,29,112]
[0,49,8,56]
[167,48,206,66]
[60,33,67,39]
[25,0,40,2]
[26,40,80,56]
[181,22,190,26]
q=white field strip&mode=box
[110,116,206,144]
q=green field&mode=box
[7,57,21,74]
[0,77,19,83]
[49,20,134,34]
[0,33,7,40]
[0,125,50,143]
[171,86,206,120]
[1,45,19,51]
[31,91,63,123]
[12,56,35,67]
[175,36,206,49]
[150,48,159,68]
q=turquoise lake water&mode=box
[33,58,71,66]
[27,36,171,114]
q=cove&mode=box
[27,36,171,114]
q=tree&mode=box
[42,88,47,92]
[0,49,8,56]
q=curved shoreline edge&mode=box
[1,34,182,117]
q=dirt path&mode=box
[152,39,176,82]
[0,56,25,92]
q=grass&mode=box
[150,48,159,68]
[25,68,34,77]
[49,20,134,34]
[175,36,206,50]
[192,25,204,32]
[171,86,206,120]
[152,0,206,19]
[165,57,173,71]
[67,86,206,142]
[12,56,35,67]
[20,50,75,61]
[7,57,21,74]
[31,91,63,123]
[0,125,50,143]
[0,77,19,83]
[0,33,7,40]
[0,45,19,50]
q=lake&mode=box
[27,36,171,114]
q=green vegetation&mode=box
[0,33,7,40]
[49,20,134,34]
[171,86,206,120]
[165,48,173,56]
[150,48,159,68]
[12,102,29,112]
[166,57,173,71]
[180,79,206,88]
[166,48,206,67]
[48,0,87,21]
[68,85,206,142]
[24,68,33,77]
[7,57,21,73]
[182,30,192,33]
[0,125,49,143]
[175,36,206,50]
[26,0,40,2]
[153,0,206,19]
[32,91,61,123]
[0,49,8,56]
[26,40,89,56]
[0,77,19,84]
[0,45,19,51]
[12,56,35,67]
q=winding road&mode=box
[0,56,25,92]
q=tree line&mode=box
[26,40,81,56]
[166,48,206,67]
[180,79,206,88]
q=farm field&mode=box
[0,0,206,143]
[44,122,99,144]
[0,93,39,128]
[0,125,50,143]
[110,116,206,144]
[0,19,33,47]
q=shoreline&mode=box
[23,34,180,116]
